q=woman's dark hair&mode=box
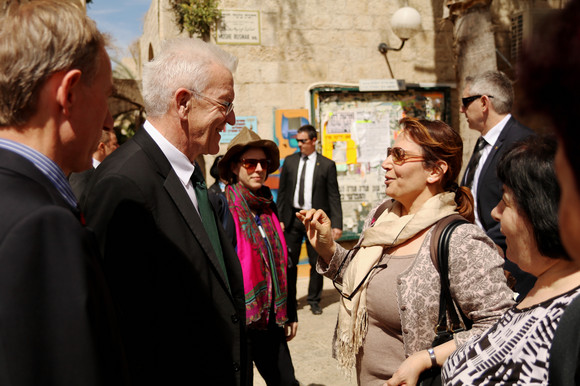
[210,155,223,180]
[497,135,568,260]
[400,117,475,222]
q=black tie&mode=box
[298,155,308,207]
[463,137,487,189]
[192,167,229,285]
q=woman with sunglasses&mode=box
[218,127,299,386]
[298,118,514,385]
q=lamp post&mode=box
[378,6,422,77]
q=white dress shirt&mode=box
[472,113,511,228]
[293,152,317,210]
[143,120,200,213]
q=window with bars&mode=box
[511,13,524,61]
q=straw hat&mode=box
[218,127,280,183]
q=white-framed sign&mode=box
[216,10,261,45]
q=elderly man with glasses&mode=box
[460,70,535,299]
[81,38,248,386]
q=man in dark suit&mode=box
[82,38,248,386]
[69,128,118,200]
[460,70,535,297]
[278,124,342,315]
[0,1,128,385]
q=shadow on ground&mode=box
[296,287,341,311]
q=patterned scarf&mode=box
[335,192,458,371]
[225,183,288,328]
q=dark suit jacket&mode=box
[461,117,535,296]
[69,167,95,201]
[0,149,128,386]
[81,129,248,386]
[462,116,534,250]
[277,152,342,230]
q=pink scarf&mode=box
[225,183,288,328]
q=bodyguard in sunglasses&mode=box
[218,127,299,386]
[278,124,343,316]
[460,70,536,299]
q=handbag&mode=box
[418,214,472,386]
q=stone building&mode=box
[136,0,565,227]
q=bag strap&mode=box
[429,214,471,334]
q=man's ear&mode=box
[481,95,493,113]
[175,88,192,119]
[55,69,82,116]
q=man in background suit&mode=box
[460,70,535,297]
[278,124,342,315]
[0,1,128,384]
[69,128,118,200]
[82,38,248,386]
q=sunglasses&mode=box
[296,138,311,144]
[240,158,270,173]
[188,89,234,115]
[386,147,424,165]
[461,94,494,108]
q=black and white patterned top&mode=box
[442,286,580,385]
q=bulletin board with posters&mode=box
[310,86,451,238]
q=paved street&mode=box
[253,272,357,386]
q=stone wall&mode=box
[138,0,565,172]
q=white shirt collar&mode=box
[302,151,317,161]
[92,158,101,169]
[143,120,195,185]
[483,114,511,147]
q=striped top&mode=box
[443,285,580,385]
[0,138,77,208]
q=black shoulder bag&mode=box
[418,214,472,386]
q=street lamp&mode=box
[378,6,422,54]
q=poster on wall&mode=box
[274,109,310,162]
[313,87,449,238]
[223,116,258,143]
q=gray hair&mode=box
[0,0,105,127]
[142,38,238,117]
[465,71,514,115]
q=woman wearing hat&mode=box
[219,127,299,386]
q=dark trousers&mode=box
[284,217,323,307]
[248,317,298,386]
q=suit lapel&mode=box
[289,153,300,189]
[311,153,320,195]
[133,129,231,291]
[476,118,513,197]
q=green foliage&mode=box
[170,0,221,41]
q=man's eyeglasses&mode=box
[240,158,271,173]
[461,94,494,108]
[386,147,424,165]
[296,138,311,144]
[189,89,234,115]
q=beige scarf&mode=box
[335,192,458,371]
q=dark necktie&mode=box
[192,167,229,285]
[298,155,308,207]
[463,136,487,189]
